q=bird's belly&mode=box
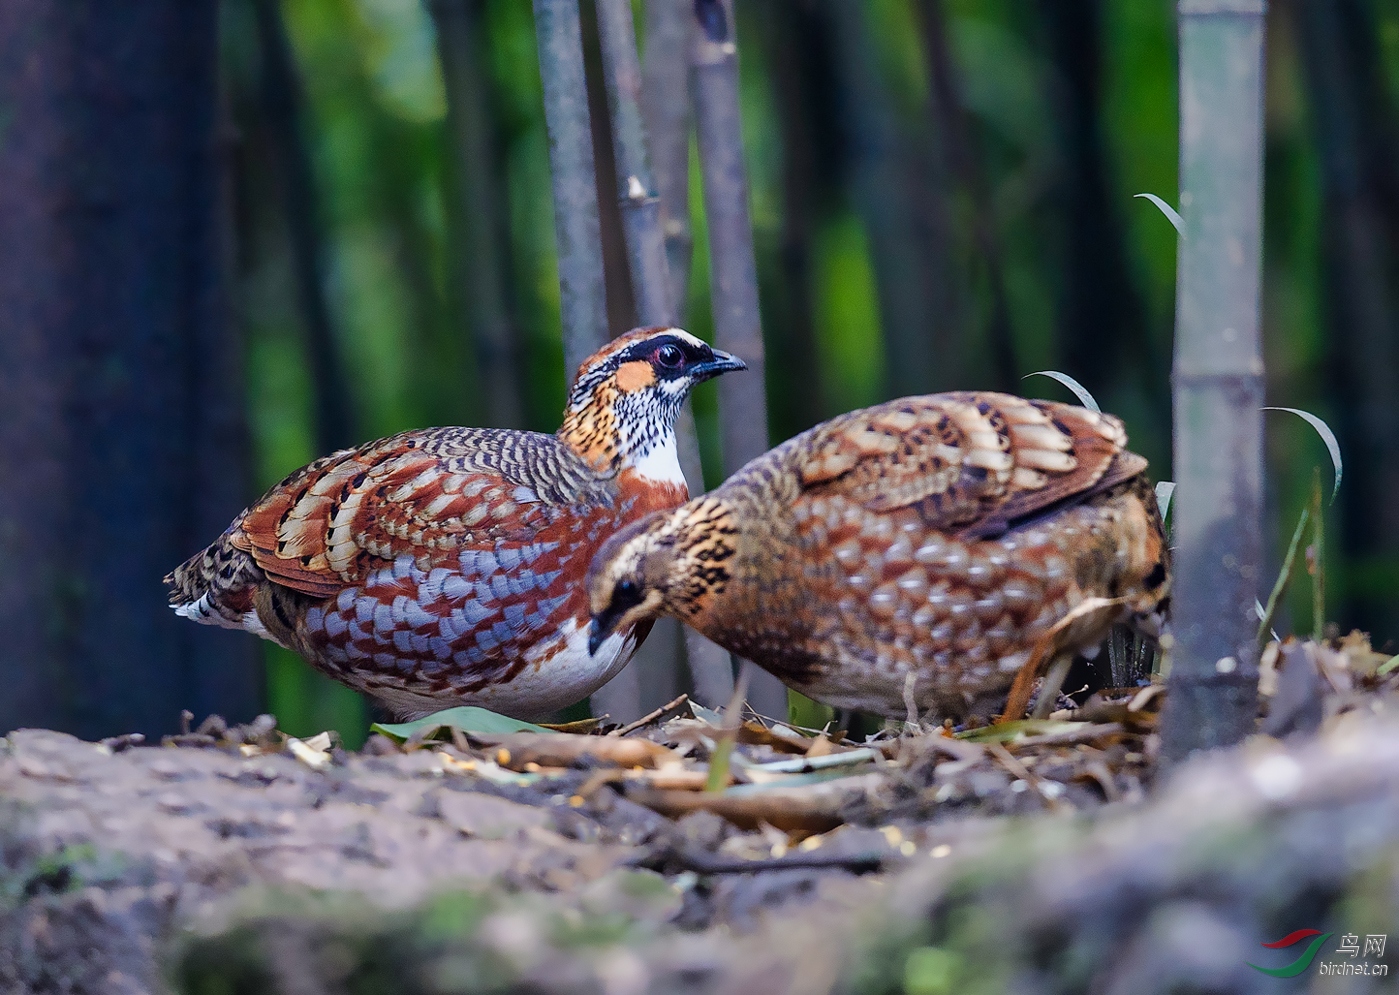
[365,620,640,722]
[293,551,641,720]
[725,491,1159,719]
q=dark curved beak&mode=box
[588,612,620,656]
[690,348,746,384]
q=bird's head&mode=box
[558,327,744,478]
[586,496,738,655]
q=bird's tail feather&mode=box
[165,531,263,632]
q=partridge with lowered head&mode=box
[588,392,1170,722]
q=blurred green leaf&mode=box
[371,706,553,742]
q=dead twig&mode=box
[667,846,886,875]
[987,742,1062,812]
[612,694,691,738]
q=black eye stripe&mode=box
[619,334,708,367]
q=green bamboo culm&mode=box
[1159,0,1268,760]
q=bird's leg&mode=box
[1031,653,1074,720]
[998,636,1052,723]
[902,671,922,735]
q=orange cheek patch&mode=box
[615,360,656,393]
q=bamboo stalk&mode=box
[431,0,525,428]
[644,0,735,710]
[1160,0,1266,760]
[596,0,736,710]
[534,0,633,720]
[641,0,696,313]
[534,0,609,378]
[594,0,671,326]
[690,0,789,720]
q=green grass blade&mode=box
[1310,467,1325,640]
[1256,504,1310,646]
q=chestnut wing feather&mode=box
[795,392,1139,537]
[233,428,609,598]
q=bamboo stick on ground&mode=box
[1160,0,1266,759]
[689,0,789,720]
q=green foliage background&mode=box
[217,0,1399,743]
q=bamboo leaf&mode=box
[1263,407,1343,503]
[1154,481,1176,521]
[1378,655,1399,677]
[955,720,1083,743]
[1133,193,1185,238]
[1023,371,1100,412]
[371,706,554,743]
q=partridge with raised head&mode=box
[588,392,1170,722]
[167,327,744,719]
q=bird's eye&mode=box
[614,578,642,607]
[654,344,685,369]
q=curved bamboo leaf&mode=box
[1134,193,1185,238]
[371,706,554,742]
[1262,407,1343,502]
[1023,371,1100,412]
[1154,481,1176,521]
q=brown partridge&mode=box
[167,327,744,720]
[587,392,1170,722]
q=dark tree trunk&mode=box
[1291,0,1399,649]
[0,0,261,738]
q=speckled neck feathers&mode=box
[556,365,689,484]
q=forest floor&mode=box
[3,635,1399,995]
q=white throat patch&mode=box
[628,430,687,488]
